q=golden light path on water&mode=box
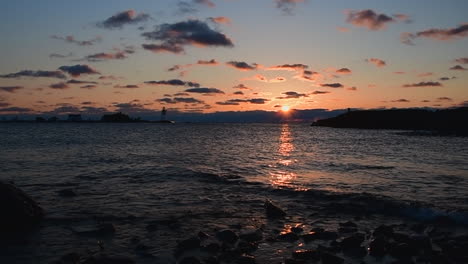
[269,124,309,191]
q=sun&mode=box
[281,105,291,112]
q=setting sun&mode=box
[281,106,291,112]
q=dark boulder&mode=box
[292,249,320,261]
[321,252,344,264]
[82,254,134,264]
[0,181,43,234]
[216,229,239,244]
[264,200,286,219]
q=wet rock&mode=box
[291,225,304,234]
[389,243,414,259]
[284,259,306,264]
[340,233,365,250]
[240,228,263,242]
[338,226,357,233]
[217,229,239,244]
[292,249,320,261]
[373,224,394,238]
[369,236,387,257]
[57,188,77,197]
[203,256,220,264]
[302,230,338,243]
[264,200,286,219]
[277,232,300,242]
[321,252,344,264]
[236,254,256,264]
[0,181,43,234]
[408,234,431,252]
[145,223,158,232]
[344,246,368,258]
[202,242,221,254]
[58,252,81,263]
[97,223,116,235]
[339,221,357,228]
[198,231,210,239]
[179,256,201,264]
[82,254,134,264]
[237,240,258,254]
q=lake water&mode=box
[1,123,467,263]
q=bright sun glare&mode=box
[281,105,291,112]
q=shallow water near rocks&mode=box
[1,123,467,263]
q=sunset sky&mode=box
[1,0,467,118]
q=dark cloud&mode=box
[216,98,269,105]
[455,57,468,64]
[312,90,330,95]
[185,88,225,94]
[436,97,453,102]
[346,9,396,30]
[50,35,101,46]
[336,68,352,74]
[347,86,358,91]
[450,65,468,71]
[67,79,97,85]
[157,97,204,104]
[59,65,100,77]
[0,107,33,113]
[233,91,244,95]
[365,58,386,67]
[275,0,306,15]
[142,20,233,54]
[173,92,190,96]
[277,91,308,99]
[145,79,200,87]
[49,52,73,59]
[81,85,97,89]
[168,59,218,72]
[49,82,69,89]
[176,0,215,14]
[269,63,308,71]
[99,75,121,80]
[0,86,23,93]
[226,61,258,70]
[401,23,468,45]
[320,83,344,88]
[439,76,456,81]
[0,70,66,79]
[197,59,218,65]
[233,84,252,90]
[0,102,11,107]
[84,50,129,62]
[114,84,139,89]
[98,10,150,29]
[392,99,410,103]
[402,81,443,87]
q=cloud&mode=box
[312,90,330,95]
[177,0,215,14]
[157,97,204,104]
[296,70,321,82]
[59,65,100,77]
[417,72,433,77]
[0,70,66,79]
[275,0,306,15]
[142,20,234,54]
[98,10,150,29]
[455,57,468,64]
[450,65,468,71]
[145,79,200,87]
[50,35,101,46]
[402,81,443,87]
[209,16,232,25]
[99,75,121,80]
[0,86,23,93]
[197,59,218,65]
[67,79,97,85]
[365,58,386,67]
[392,99,410,103]
[269,63,308,71]
[216,98,269,105]
[49,82,69,89]
[394,71,406,74]
[346,9,396,30]
[277,91,308,99]
[393,14,412,23]
[440,76,456,81]
[336,68,352,74]
[320,83,344,88]
[233,91,244,95]
[233,84,252,90]
[84,50,132,62]
[185,88,225,94]
[401,23,468,45]
[0,107,33,113]
[347,86,358,91]
[168,59,219,72]
[81,85,97,89]
[436,97,452,102]
[226,61,258,71]
[49,52,73,59]
[337,27,350,32]
[114,84,140,89]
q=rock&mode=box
[237,240,258,254]
[82,254,134,264]
[292,249,320,261]
[277,232,299,242]
[373,225,394,238]
[236,254,256,264]
[338,226,357,233]
[179,256,201,264]
[339,221,357,228]
[369,236,387,257]
[341,233,365,250]
[203,256,220,264]
[202,242,221,254]
[216,229,239,244]
[264,200,286,219]
[57,188,77,197]
[284,259,306,264]
[302,230,337,243]
[58,252,81,263]
[96,223,116,235]
[344,246,368,258]
[0,181,43,234]
[389,243,414,259]
[240,228,263,242]
[321,252,344,264]
[198,231,210,239]
[291,225,304,234]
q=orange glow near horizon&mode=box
[281,105,291,112]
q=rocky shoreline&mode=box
[2,180,468,264]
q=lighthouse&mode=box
[161,107,167,121]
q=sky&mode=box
[0,0,467,120]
